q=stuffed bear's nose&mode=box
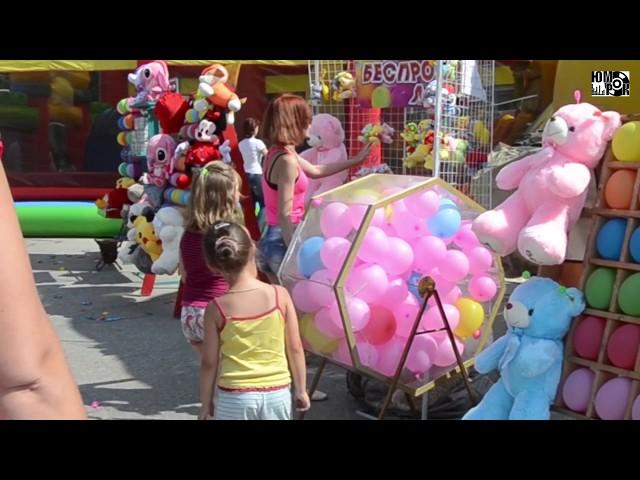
[506,303,513,310]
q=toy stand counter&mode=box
[556,116,640,420]
[277,174,505,419]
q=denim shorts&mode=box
[258,225,288,275]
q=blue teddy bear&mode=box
[463,277,585,420]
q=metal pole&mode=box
[432,60,444,179]
[377,277,436,420]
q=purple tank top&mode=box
[180,230,229,307]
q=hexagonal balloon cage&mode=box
[278,174,505,396]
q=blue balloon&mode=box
[297,236,325,278]
[427,200,461,238]
[629,226,640,263]
[596,218,627,260]
[439,198,457,209]
[407,271,422,301]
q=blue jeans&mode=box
[258,225,288,275]
[247,173,264,210]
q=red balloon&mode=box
[572,316,606,360]
[607,324,640,369]
[361,305,397,345]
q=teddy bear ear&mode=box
[566,287,586,316]
[601,111,622,140]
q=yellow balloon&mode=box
[454,298,484,338]
[299,313,339,354]
[612,121,640,162]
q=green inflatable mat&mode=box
[16,201,123,238]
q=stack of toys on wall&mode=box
[278,173,505,397]
[94,61,244,276]
[308,60,495,209]
[558,118,640,420]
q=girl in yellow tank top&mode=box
[198,220,310,420]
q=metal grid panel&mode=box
[308,60,495,209]
[434,60,495,209]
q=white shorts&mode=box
[214,387,292,420]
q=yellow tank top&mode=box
[214,286,291,390]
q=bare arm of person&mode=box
[199,304,221,419]
[297,142,374,179]
[280,286,310,412]
[0,161,86,419]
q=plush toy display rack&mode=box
[555,134,640,420]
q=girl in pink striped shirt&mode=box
[179,161,244,360]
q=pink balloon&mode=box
[356,341,379,368]
[406,334,438,374]
[573,316,606,361]
[561,368,595,413]
[380,237,414,276]
[320,202,352,238]
[595,377,632,420]
[308,269,335,307]
[440,250,470,283]
[444,286,462,304]
[412,236,447,273]
[358,227,389,263]
[467,246,493,275]
[375,336,405,376]
[333,340,353,366]
[454,222,482,251]
[320,237,351,272]
[421,304,460,331]
[468,275,498,302]
[379,221,397,237]
[433,336,465,367]
[362,305,397,345]
[405,190,440,219]
[427,275,456,307]
[381,276,409,309]
[607,324,640,369]
[391,199,409,216]
[329,297,370,333]
[314,307,343,338]
[394,294,420,337]
[348,197,383,230]
[391,210,428,240]
[291,281,321,313]
[632,394,640,420]
[370,207,386,228]
[346,263,389,303]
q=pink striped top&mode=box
[180,230,228,307]
[262,146,309,226]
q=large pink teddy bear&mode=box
[300,114,348,202]
[472,93,621,266]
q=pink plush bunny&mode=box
[300,114,348,202]
[472,91,621,265]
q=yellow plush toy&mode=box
[133,207,163,262]
[331,71,355,102]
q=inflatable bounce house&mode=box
[2,60,308,239]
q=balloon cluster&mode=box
[286,184,500,380]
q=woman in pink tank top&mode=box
[258,94,373,282]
